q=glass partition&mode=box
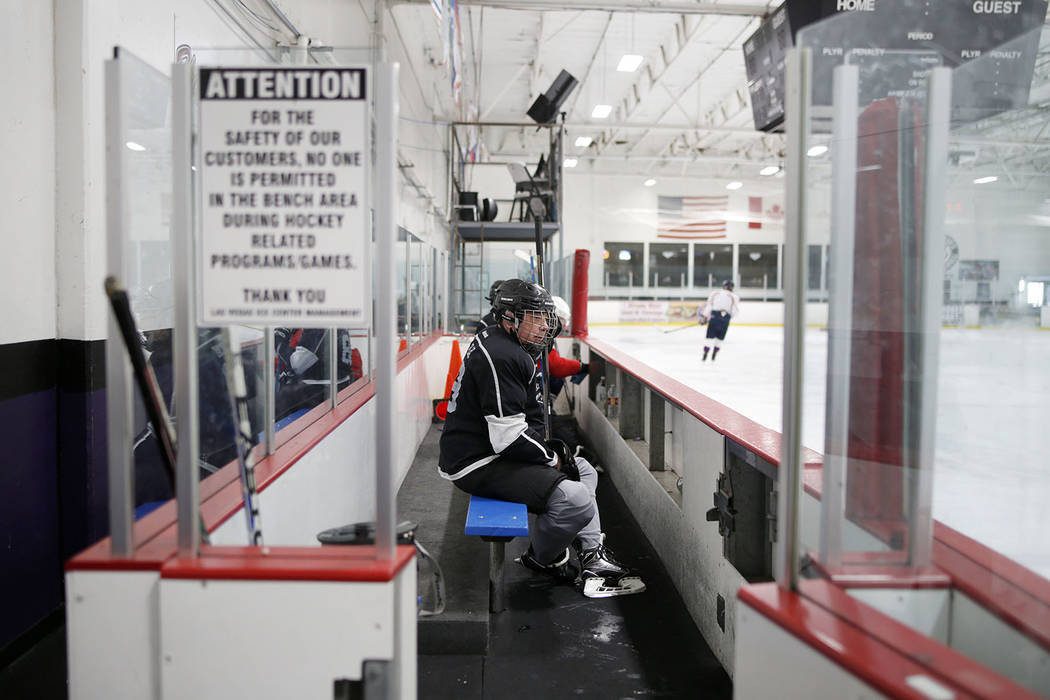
[108,45,447,551]
[791,14,1050,585]
[693,243,733,290]
[738,244,778,291]
[111,50,183,519]
[603,241,644,288]
[648,243,689,288]
[397,231,409,353]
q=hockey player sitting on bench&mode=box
[438,279,645,598]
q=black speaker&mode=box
[527,70,579,124]
[458,191,479,221]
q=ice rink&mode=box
[588,322,1050,579]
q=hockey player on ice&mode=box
[698,280,740,361]
[438,279,645,598]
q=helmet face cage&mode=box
[493,280,559,355]
[722,280,734,291]
[512,306,559,355]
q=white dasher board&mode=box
[198,67,369,327]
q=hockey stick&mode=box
[221,329,264,545]
[529,196,552,440]
[104,276,208,543]
[662,323,700,334]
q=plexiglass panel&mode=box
[793,14,1050,586]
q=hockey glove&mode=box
[570,362,589,384]
[548,438,580,481]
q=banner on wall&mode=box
[667,301,703,322]
[619,301,668,323]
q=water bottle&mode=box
[596,376,607,415]
[607,382,619,420]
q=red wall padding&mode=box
[570,249,590,336]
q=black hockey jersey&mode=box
[439,326,556,480]
[474,308,500,333]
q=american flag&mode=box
[657,195,728,239]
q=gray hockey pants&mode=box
[531,457,602,563]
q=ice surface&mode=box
[589,322,1050,579]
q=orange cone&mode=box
[398,338,407,353]
[443,339,462,398]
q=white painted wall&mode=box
[43,0,451,343]
[53,0,263,341]
[734,602,889,700]
[160,571,415,699]
[0,3,56,344]
[950,591,1050,696]
[574,349,747,676]
[563,173,790,296]
[586,299,830,326]
[66,570,161,700]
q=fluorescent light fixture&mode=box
[973,175,998,184]
[643,178,656,187]
[726,181,743,190]
[125,141,146,152]
[760,165,780,176]
[563,157,578,168]
[591,104,612,119]
[618,250,632,261]
[574,136,593,148]
[617,54,644,72]
[807,145,828,157]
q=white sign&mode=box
[198,67,369,326]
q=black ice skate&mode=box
[702,347,709,361]
[517,546,578,583]
[711,347,720,361]
[574,535,646,598]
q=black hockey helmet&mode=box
[486,279,505,303]
[493,279,558,354]
[722,280,735,291]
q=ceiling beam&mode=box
[393,0,771,16]
[446,118,763,134]
[595,14,711,155]
[562,12,615,121]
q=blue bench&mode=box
[465,495,529,613]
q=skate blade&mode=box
[581,575,646,598]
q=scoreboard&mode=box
[743,0,1048,132]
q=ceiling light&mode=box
[618,250,632,261]
[563,158,578,168]
[807,145,828,157]
[760,165,780,176]
[726,181,743,190]
[617,54,643,72]
[125,141,146,152]
[574,136,593,148]
[644,178,656,187]
[973,175,998,184]
[591,104,612,119]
